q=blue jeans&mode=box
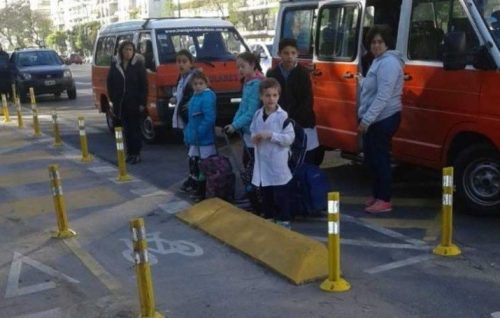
[362,112,401,202]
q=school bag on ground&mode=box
[199,153,235,202]
[290,162,331,217]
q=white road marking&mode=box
[342,214,427,246]
[130,187,167,197]
[88,166,117,174]
[108,177,141,184]
[310,236,431,251]
[364,254,435,274]
[158,200,191,214]
[491,312,500,318]
[14,308,63,318]
[5,252,79,298]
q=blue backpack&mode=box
[291,163,331,216]
[283,118,307,174]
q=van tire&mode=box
[454,144,500,215]
[141,116,159,144]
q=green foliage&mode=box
[46,31,68,53]
[0,1,53,49]
[67,21,101,56]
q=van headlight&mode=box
[20,72,31,80]
[63,70,72,78]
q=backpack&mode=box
[199,154,235,202]
[290,163,331,216]
[283,118,307,174]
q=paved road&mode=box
[1,64,499,318]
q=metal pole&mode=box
[29,88,41,137]
[15,97,23,128]
[78,117,93,162]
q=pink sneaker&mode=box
[365,200,392,213]
[364,196,376,207]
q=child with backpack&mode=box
[183,70,217,202]
[250,78,295,229]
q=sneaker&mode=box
[180,178,195,193]
[364,196,376,207]
[276,220,291,229]
[365,200,392,213]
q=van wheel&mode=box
[141,116,158,144]
[105,110,115,133]
[454,144,500,215]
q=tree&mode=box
[0,1,52,49]
[68,21,101,56]
[46,31,68,53]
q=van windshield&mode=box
[473,0,500,48]
[155,27,247,64]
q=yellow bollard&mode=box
[15,97,24,128]
[115,127,132,182]
[130,218,165,318]
[2,94,11,123]
[29,88,41,137]
[433,167,462,256]
[78,117,93,162]
[48,165,77,239]
[52,112,63,147]
[320,192,351,292]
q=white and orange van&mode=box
[92,18,249,142]
[274,0,500,214]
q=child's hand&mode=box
[252,131,272,144]
[260,131,272,140]
[251,134,262,144]
[224,124,235,134]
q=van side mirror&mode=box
[442,31,467,70]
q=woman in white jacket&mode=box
[250,78,295,229]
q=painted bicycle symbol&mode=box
[121,231,204,265]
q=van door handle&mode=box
[311,69,322,76]
[343,72,354,79]
[404,74,413,81]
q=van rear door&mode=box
[312,0,364,153]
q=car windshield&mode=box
[155,27,247,64]
[16,51,62,67]
[474,0,500,48]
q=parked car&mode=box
[10,48,77,102]
[250,42,273,74]
[69,53,83,64]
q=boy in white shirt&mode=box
[250,78,295,229]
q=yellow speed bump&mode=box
[177,198,328,284]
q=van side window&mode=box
[95,36,116,66]
[282,8,315,57]
[139,32,155,71]
[317,5,360,61]
[408,0,479,61]
[115,34,134,55]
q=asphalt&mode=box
[1,69,500,317]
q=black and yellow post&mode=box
[15,97,24,128]
[29,87,41,137]
[2,94,11,123]
[115,127,132,182]
[48,164,77,239]
[130,218,165,318]
[433,167,462,256]
[52,112,63,147]
[320,192,351,292]
[78,117,93,162]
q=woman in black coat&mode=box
[107,40,148,164]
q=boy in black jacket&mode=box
[266,38,322,165]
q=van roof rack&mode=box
[140,16,225,28]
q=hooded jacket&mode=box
[266,63,316,128]
[358,50,404,126]
[231,74,264,135]
[106,53,147,118]
[183,88,217,146]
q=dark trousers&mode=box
[362,112,401,202]
[262,184,291,222]
[122,112,142,156]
